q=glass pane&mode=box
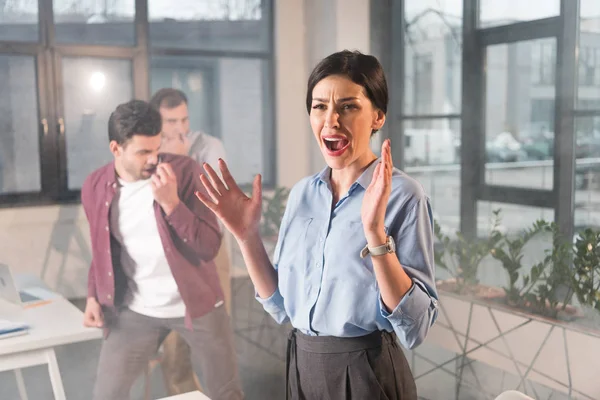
[148,0,269,52]
[479,0,560,28]
[53,0,135,46]
[0,55,41,194]
[575,116,600,231]
[578,0,600,110]
[573,117,600,330]
[150,56,271,186]
[0,0,39,42]
[404,0,462,115]
[151,57,216,138]
[404,119,460,166]
[404,118,461,236]
[62,57,133,190]
[484,39,556,190]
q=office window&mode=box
[479,0,560,28]
[531,99,555,130]
[0,0,38,42]
[148,0,269,52]
[575,116,600,230]
[578,0,600,110]
[413,53,433,129]
[404,0,462,115]
[0,55,41,194]
[579,47,600,87]
[151,56,271,186]
[62,58,133,190]
[53,0,136,46]
[0,0,274,204]
[531,42,556,86]
[151,57,218,138]
[485,40,556,190]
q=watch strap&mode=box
[359,236,394,259]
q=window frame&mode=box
[0,0,275,207]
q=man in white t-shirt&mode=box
[150,88,233,396]
[82,100,243,400]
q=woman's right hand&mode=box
[196,159,262,243]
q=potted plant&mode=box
[489,219,548,306]
[491,220,580,321]
[521,222,576,320]
[434,209,503,297]
[572,228,600,327]
[427,215,600,398]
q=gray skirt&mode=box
[286,329,417,400]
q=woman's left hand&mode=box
[361,139,393,239]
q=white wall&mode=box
[274,0,311,188]
[0,0,372,298]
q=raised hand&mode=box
[196,159,262,243]
[160,132,189,156]
[361,139,393,240]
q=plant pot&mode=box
[437,278,584,323]
[578,305,600,331]
[436,278,506,300]
[489,296,583,323]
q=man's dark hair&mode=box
[108,100,162,145]
[306,50,388,134]
[149,88,188,110]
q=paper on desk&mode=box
[20,287,59,301]
[0,319,29,336]
[0,329,28,339]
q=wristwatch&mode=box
[360,236,396,259]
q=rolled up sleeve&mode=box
[255,287,288,324]
[380,279,438,349]
[384,196,439,349]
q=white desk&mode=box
[158,391,211,399]
[0,296,102,400]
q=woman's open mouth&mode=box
[323,136,350,157]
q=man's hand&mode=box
[83,297,104,328]
[161,132,189,156]
[152,163,180,215]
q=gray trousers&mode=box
[287,329,417,400]
[93,306,244,400]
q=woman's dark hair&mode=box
[108,100,162,146]
[306,50,388,116]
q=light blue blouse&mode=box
[257,159,439,349]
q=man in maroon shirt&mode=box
[81,100,243,400]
